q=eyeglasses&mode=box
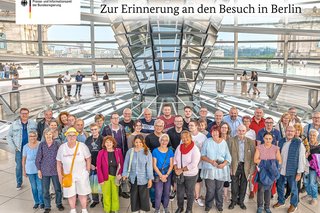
[29,135,37,137]
[265,122,273,124]
[111,117,119,120]
[313,117,320,119]
[155,125,163,127]
[67,135,77,137]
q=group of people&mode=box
[57,70,110,97]
[6,104,320,213]
[0,62,20,79]
[240,71,260,95]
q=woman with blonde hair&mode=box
[275,112,291,139]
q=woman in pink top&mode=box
[173,130,201,213]
[254,132,282,213]
[96,136,124,213]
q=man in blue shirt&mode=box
[141,108,155,134]
[74,70,85,97]
[257,117,281,146]
[7,108,37,190]
[223,106,243,137]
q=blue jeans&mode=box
[27,174,44,205]
[154,174,172,210]
[42,175,62,209]
[15,151,22,187]
[304,170,318,199]
[276,175,299,207]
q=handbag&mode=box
[89,172,102,194]
[62,142,79,188]
[174,151,184,184]
[154,150,169,183]
[121,148,134,193]
[115,163,121,186]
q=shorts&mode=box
[197,169,202,183]
[63,170,91,198]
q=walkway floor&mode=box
[0,149,319,213]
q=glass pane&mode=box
[115,35,128,47]
[184,21,209,33]
[134,59,154,70]
[124,21,149,33]
[179,71,197,81]
[181,59,200,70]
[157,71,178,81]
[181,47,203,58]
[139,82,157,95]
[155,59,179,71]
[154,46,180,58]
[182,34,206,46]
[128,34,150,45]
[112,23,126,34]
[130,46,152,58]
[153,33,181,45]
[120,47,132,58]
[205,34,218,46]
[136,71,155,81]
[158,83,177,95]
[202,47,214,58]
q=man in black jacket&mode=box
[37,109,54,141]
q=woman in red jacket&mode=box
[96,136,124,213]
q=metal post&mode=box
[283,16,288,83]
[234,15,238,86]
[55,84,65,100]
[109,80,116,94]
[0,104,3,120]
[90,0,95,72]
[38,25,44,84]
[10,91,21,112]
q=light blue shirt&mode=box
[200,138,231,181]
[223,115,243,137]
[122,148,154,185]
[238,140,245,162]
[22,144,39,174]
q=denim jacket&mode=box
[122,148,154,185]
[7,119,37,152]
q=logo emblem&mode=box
[21,0,27,6]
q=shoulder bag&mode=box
[62,142,79,188]
[154,150,169,183]
[120,148,134,193]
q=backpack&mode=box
[309,153,320,177]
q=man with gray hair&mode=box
[304,111,320,141]
[37,108,54,141]
[223,107,243,137]
[141,108,155,134]
[228,125,255,210]
[120,108,135,137]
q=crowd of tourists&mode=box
[6,105,320,213]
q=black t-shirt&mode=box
[183,119,190,130]
[167,128,185,151]
[145,133,161,153]
[85,135,103,166]
[108,151,117,176]
[119,120,135,137]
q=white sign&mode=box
[16,0,80,24]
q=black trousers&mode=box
[75,84,82,95]
[66,84,72,96]
[177,175,197,211]
[231,162,247,204]
[205,179,224,209]
[130,179,150,212]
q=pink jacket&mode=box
[96,148,124,184]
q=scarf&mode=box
[180,141,195,154]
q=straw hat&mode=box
[64,127,79,136]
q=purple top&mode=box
[36,141,60,176]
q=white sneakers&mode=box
[69,209,88,213]
[195,198,205,207]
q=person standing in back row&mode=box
[103,72,109,94]
[64,71,72,97]
[91,71,100,96]
[74,70,85,97]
